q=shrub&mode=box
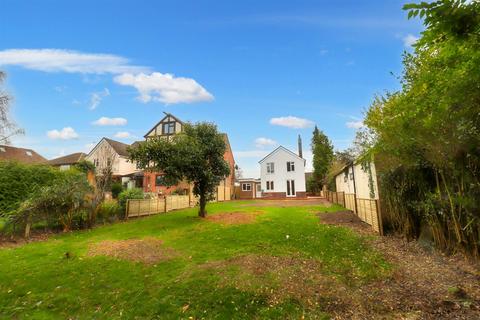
[96,200,121,223]
[7,169,93,237]
[118,188,144,217]
[111,182,123,199]
[0,162,63,215]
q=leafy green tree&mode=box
[363,0,480,256]
[311,126,334,188]
[129,122,230,217]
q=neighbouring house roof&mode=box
[87,137,131,158]
[258,145,305,164]
[103,138,130,157]
[237,178,260,183]
[49,152,86,166]
[0,145,47,164]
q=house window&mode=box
[242,183,251,191]
[266,162,275,174]
[155,175,165,186]
[162,122,175,135]
[287,161,295,172]
[266,181,274,190]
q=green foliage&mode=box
[129,122,230,217]
[0,161,63,215]
[74,159,95,174]
[9,169,93,234]
[118,188,144,215]
[364,0,480,257]
[311,126,334,188]
[110,182,123,199]
[96,200,121,223]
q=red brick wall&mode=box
[142,172,190,195]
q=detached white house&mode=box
[259,138,306,198]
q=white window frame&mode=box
[287,161,295,172]
[266,162,275,174]
[242,183,251,191]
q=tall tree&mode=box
[363,0,480,256]
[0,71,23,144]
[311,126,334,187]
[129,122,230,217]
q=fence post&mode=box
[164,196,168,212]
[376,199,384,236]
[353,193,358,215]
[126,199,130,219]
[138,200,141,217]
[343,192,346,208]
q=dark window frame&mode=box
[162,122,176,135]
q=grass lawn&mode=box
[0,200,390,319]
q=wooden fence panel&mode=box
[127,189,232,219]
[217,186,225,201]
[324,190,382,234]
[344,193,356,213]
[126,198,165,218]
[356,198,381,233]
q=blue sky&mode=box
[0,0,422,177]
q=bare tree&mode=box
[89,142,118,225]
[0,71,24,144]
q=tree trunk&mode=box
[24,216,31,239]
[198,193,207,218]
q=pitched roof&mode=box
[49,152,86,166]
[143,112,185,138]
[258,146,304,164]
[103,138,130,157]
[0,145,47,164]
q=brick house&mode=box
[137,113,235,198]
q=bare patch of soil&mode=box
[0,231,56,249]
[87,238,177,264]
[241,199,331,208]
[318,210,480,319]
[202,254,352,311]
[206,211,264,225]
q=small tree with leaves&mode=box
[129,122,230,217]
[311,126,334,189]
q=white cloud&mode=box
[114,131,131,139]
[346,120,364,129]
[114,72,214,104]
[235,150,270,158]
[92,116,127,126]
[89,88,110,110]
[403,34,418,47]
[270,116,314,129]
[254,137,277,148]
[47,127,79,140]
[0,49,148,74]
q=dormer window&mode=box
[26,151,32,157]
[162,122,175,135]
[0,147,5,152]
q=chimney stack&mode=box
[298,134,303,158]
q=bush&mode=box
[7,169,93,236]
[0,162,64,215]
[111,182,123,199]
[118,188,144,216]
[96,200,121,223]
